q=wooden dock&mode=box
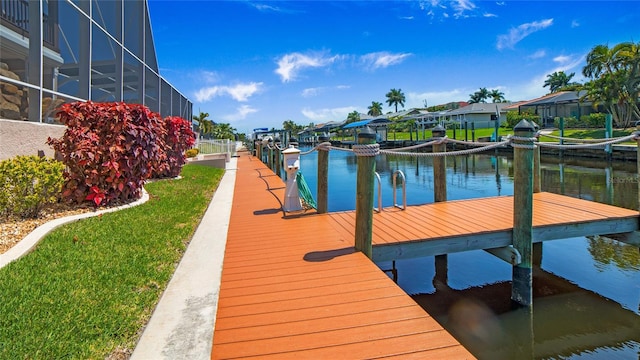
[352,192,639,262]
[211,153,475,359]
[211,151,639,359]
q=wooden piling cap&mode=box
[358,126,376,139]
[282,145,300,154]
[514,119,535,132]
[432,124,446,137]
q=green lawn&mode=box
[0,164,224,359]
[542,128,637,145]
[333,127,510,142]
[333,127,638,144]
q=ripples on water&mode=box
[295,149,640,359]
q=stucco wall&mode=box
[0,119,66,160]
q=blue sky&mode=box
[147,0,638,134]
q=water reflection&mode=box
[295,148,640,359]
[411,245,640,360]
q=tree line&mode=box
[576,41,638,127]
[192,112,238,140]
[473,41,639,127]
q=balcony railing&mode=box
[1,0,58,49]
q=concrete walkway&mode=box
[131,157,237,360]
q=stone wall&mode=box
[0,119,65,160]
[1,61,65,122]
[0,62,25,120]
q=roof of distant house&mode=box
[447,102,512,115]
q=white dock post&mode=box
[282,145,303,212]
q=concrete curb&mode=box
[0,188,150,270]
[131,157,237,360]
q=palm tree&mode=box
[385,88,406,113]
[346,110,360,124]
[193,111,214,137]
[543,71,576,93]
[282,119,302,139]
[583,44,621,79]
[582,41,640,127]
[468,87,490,103]
[212,123,237,140]
[200,120,216,138]
[368,101,383,116]
[489,89,506,103]
[282,119,303,133]
[193,111,210,124]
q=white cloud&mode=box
[301,106,360,122]
[360,52,412,71]
[452,0,476,18]
[249,3,298,14]
[553,55,572,64]
[419,0,477,19]
[400,16,415,20]
[302,87,322,97]
[496,18,553,50]
[275,51,410,82]
[200,70,220,84]
[407,89,468,108]
[528,49,546,60]
[483,13,497,18]
[226,82,264,101]
[571,20,580,28]
[194,82,263,102]
[194,88,222,102]
[275,52,340,82]
[550,53,584,72]
[221,105,258,122]
[302,85,350,98]
[251,3,281,12]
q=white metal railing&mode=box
[196,139,237,157]
[373,172,382,213]
[392,170,406,210]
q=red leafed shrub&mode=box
[47,101,167,207]
[154,116,195,178]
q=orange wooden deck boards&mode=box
[212,152,637,359]
[211,153,474,359]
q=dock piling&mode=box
[274,138,281,177]
[432,125,447,203]
[533,122,541,193]
[432,125,449,273]
[255,140,261,160]
[559,117,564,159]
[354,127,378,259]
[606,114,613,161]
[267,140,274,169]
[317,135,329,214]
[636,122,640,213]
[511,119,535,307]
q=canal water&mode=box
[293,147,640,360]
